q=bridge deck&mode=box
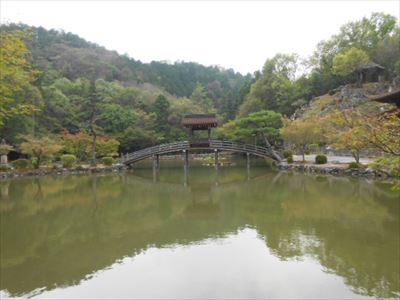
[120,140,279,165]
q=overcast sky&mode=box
[1,1,399,74]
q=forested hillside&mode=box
[0,23,251,149]
[237,12,399,117]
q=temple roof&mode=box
[182,114,218,128]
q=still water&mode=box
[0,162,399,299]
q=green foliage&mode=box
[118,127,155,153]
[11,158,30,169]
[75,165,85,171]
[61,154,76,168]
[19,135,62,168]
[0,165,11,172]
[348,162,360,169]
[96,138,120,158]
[239,54,300,116]
[281,116,326,161]
[221,110,283,144]
[287,156,294,164]
[332,47,369,76]
[315,154,327,165]
[283,150,293,159]
[62,131,91,161]
[0,30,40,127]
[101,156,114,166]
[372,156,400,178]
[190,83,214,112]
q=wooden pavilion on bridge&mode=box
[182,114,218,147]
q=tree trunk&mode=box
[352,150,360,164]
[260,132,282,162]
[91,131,97,167]
[300,146,305,162]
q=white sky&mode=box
[1,1,399,74]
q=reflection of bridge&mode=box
[120,140,280,166]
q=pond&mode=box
[0,162,399,299]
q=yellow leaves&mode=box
[19,135,62,158]
[281,116,326,146]
[0,30,39,127]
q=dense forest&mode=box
[0,12,399,172]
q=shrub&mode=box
[75,165,85,171]
[315,154,327,164]
[287,156,294,164]
[61,154,76,168]
[328,89,335,95]
[283,150,293,159]
[102,156,114,166]
[11,158,30,169]
[0,165,11,172]
[348,162,360,169]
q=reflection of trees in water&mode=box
[0,171,398,298]
[223,173,399,299]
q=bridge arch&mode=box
[120,140,280,165]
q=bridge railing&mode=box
[210,140,272,156]
[120,139,275,164]
[121,141,190,163]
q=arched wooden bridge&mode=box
[119,140,280,165]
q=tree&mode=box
[220,110,283,161]
[239,54,300,116]
[0,30,39,127]
[323,109,369,164]
[281,117,326,162]
[332,47,369,86]
[153,94,170,134]
[62,131,91,161]
[190,83,214,112]
[19,135,62,168]
[362,112,400,157]
[96,137,120,158]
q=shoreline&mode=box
[277,162,392,178]
[0,161,395,180]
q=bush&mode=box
[348,162,360,169]
[102,156,114,166]
[315,154,327,164]
[75,165,85,171]
[283,150,293,159]
[61,154,76,168]
[0,165,11,172]
[11,158,30,169]
[287,156,294,164]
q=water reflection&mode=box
[0,166,399,299]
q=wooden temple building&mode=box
[182,114,218,147]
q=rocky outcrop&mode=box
[277,163,389,178]
[0,164,128,179]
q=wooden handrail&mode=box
[120,140,278,164]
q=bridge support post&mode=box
[246,152,250,180]
[183,150,189,186]
[183,150,189,170]
[214,149,219,170]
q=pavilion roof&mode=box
[369,88,400,107]
[356,61,385,71]
[182,114,218,128]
